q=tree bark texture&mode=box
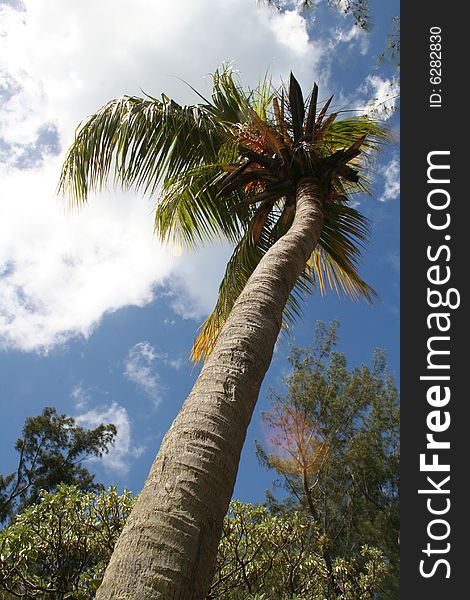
[96,178,325,600]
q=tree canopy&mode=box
[210,500,386,599]
[0,407,116,524]
[256,321,400,597]
[0,485,134,600]
[0,487,386,600]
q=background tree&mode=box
[0,407,116,524]
[0,485,134,600]
[59,67,387,599]
[256,321,400,597]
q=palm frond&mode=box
[313,202,377,303]
[208,65,273,124]
[324,116,391,197]
[276,200,377,338]
[288,73,305,142]
[326,116,390,156]
[58,94,226,209]
[154,164,245,248]
[304,83,318,139]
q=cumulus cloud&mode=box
[378,156,400,202]
[0,0,326,354]
[1,0,324,140]
[269,10,312,56]
[0,162,175,351]
[0,1,25,10]
[75,402,144,475]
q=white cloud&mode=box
[124,341,184,405]
[357,75,400,118]
[333,24,369,55]
[70,384,91,411]
[0,0,326,353]
[0,161,175,351]
[75,402,144,475]
[161,354,184,371]
[1,0,324,141]
[124,342,163,405]
[269,10,312,56]
[378,156,400,202]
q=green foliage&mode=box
[0,485,135,599]
[0,488,384,600]
[209,501,387,599]
[256,321,400,597]
[0,407,116,524]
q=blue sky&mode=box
[0,0,399,504]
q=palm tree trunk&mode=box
[96,177,325,600]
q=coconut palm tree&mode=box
[59,66,387,600]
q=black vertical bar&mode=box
[401,3,467,596]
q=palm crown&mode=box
[59,66,388,362]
